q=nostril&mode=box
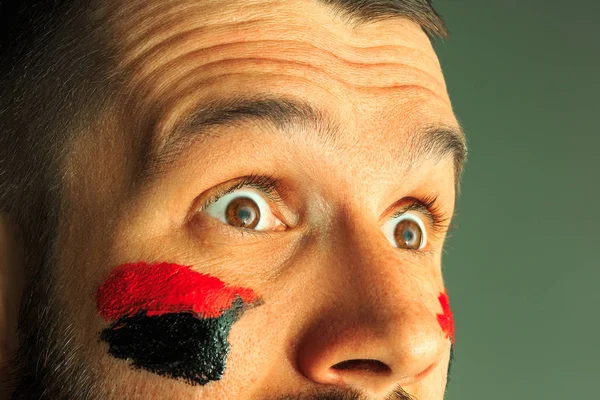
[331,359,390,373]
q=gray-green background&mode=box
[435,0,599,399]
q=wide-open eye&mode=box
[204,189,285,231]
[382,212,428,250]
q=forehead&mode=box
[110,0,441,63]
[82,0,461,195]
[106,0,453,120]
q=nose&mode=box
[295,220,448,393]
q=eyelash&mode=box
[201,173,284,209]
[389,194,450,243]
[200,174,451,241]
[198,173,284,238]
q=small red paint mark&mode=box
[96,262,258,321]
[437,290,455,343]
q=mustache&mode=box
[276,385,416,400]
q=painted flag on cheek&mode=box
[437,290,455,343]
[96,262,261,386]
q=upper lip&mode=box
[395,356,440,387]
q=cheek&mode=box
[96,261,262,386]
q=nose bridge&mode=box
[324,205,429,307]
[294,209,447,391]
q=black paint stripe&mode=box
[100,299,244,386]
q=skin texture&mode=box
[4,0,463,398]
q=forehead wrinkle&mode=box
[122,39,445,96]
[110,1,442,69]
[117,31,449,114]
[125,55,446,111]
[108,0,212,32]
[118,19,272,70]
[118,18,439,71]
[110,1,450,109]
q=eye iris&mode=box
[394,219,423,249]
[225,197,260,229]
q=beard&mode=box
[5,243,101,400]
[272,387,417,400]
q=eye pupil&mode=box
[225,197,260,229]
[394,219,423,250]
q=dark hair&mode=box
[0,1,121,397]
[319,0,447,38]
[0,1,448,398]
[0,0,114,279]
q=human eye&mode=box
[381,195,449,251]
[200,174,287,233]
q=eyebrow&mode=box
[138,96,467,187]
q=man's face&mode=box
[52,0,462,398]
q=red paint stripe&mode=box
[96,262,258,321]
[436,290,455,343]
